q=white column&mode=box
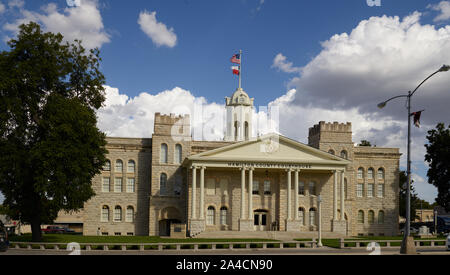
[333,170,338,220]
[199,166,205,220]
[240,167,246,219]
[294,170,299,220]
[248,168,253,220]
[341,170,345,221]
[191,166,197,219]
[287,169,292,220]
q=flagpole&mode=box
[239,49,242,89]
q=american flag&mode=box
[230,54,241,64]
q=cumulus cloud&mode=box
[272,53,301,73]
[138,10,177,48]
[0,2,5,14]
[3,0,110,49]
[272,11,447,202]
[428,1,450,22]
[8,0,23,9]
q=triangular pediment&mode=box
[186,133,350,165]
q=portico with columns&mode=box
[183,134,351,237]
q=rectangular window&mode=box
[114,178,122,193]
[127,232,134,236]
[253,181,259,195]
[101,232,108,236]
[102,178,110,192]
[264,181,271,195]
[206,178,216,195]
[114,232,121,236]
[220,179,228,196]
[126,178,135,193]
[357,183,363,197]
[174,176,182,196]
[368,184,374,197]
[299,182,305,195]
[378,184,384,198]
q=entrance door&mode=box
[253,210,268,231]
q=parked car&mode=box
[400,226,419,235]
[63,227,75,234]
[41,225,65,234]
[0,221,9,252]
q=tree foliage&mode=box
[0,22,107,241]
[359,140,372,147]
[425,123,450,212]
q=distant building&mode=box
[415,209,435,223]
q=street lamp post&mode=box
[377,65,450,254]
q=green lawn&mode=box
[9,234,279,244]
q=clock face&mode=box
[239,96,245,103]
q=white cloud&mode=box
[3,0,110,49]
[272,53,301,73]
[8,0,23,9]
[138,10,177,48]
[428,1,450,22]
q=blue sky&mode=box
[1,0,450,204]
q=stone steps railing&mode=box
[339,238,447,249]
[9,240,318,251]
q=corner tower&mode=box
[225,88,254,141]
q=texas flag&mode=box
[411,111,424,128]
[230,53,241,64]
[231,66,240,75]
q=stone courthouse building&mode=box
[78,88,401,237]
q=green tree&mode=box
[0,22,107,241]
[359,140,372,146]
[399,171,421,221]
[425,123,450,212]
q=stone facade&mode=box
[76,115,400,237]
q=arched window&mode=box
[101,206,109,222]
[298,182,305,195]
[220,207,228,225]
[127,160,135,173]
[368,168,374,179]
[234,121,239,140]
[377,168,385,180]
[357,168,364,179]
[309,208,316,226]
[358,210,364,224]
[368,210,375,224]
[309,181,316,196]
[126,206,134,222]
[207,206,215,225]
[160,174,168,195]
[340,150,348,159]
[114,206,122,222]
[378,211,385,224]
[298,207,305,225]
[115,160,123,172]
[103,160,111,171]
[328,149,335,155]
[175,144,182,164]
[160,144,168,163]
